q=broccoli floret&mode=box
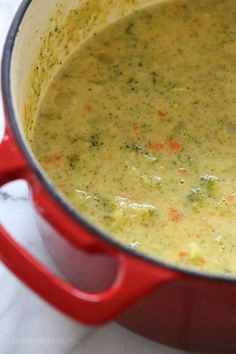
[187,187,204,203]
[187,175,219,208]
[200,175,218,196]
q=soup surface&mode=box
[32,0,236,275]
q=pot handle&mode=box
[0,128,176,324]
[0,224,175,324]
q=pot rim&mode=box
[1,0,236,284]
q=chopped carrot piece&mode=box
[166,138,182,151]
[157,110,167,118]
[104,42,115,48]
[169,208,182,222]
[198,257,206,265]
[132,124,141,133]
[46,153,62,163]
[225,194,234,205]
[179,251,188,257]
[106,154,113,161]
[148,142,165,151]
[58,184,67,194]
[23,104,29,117]
[84,104,92,112]
[178,167,187,174]
[203,220,214,230]
[67,25,73,33]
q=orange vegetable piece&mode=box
[166,138,182,151]
[203,220,214,230]
[178,167,187,174]
[46,153,62,163]
[225,194,234,205]
[106,154,113,161]
[179,251,188,257]
[197,257,206,265]
[148,142,165,151]
[169,208,182,222]
[104,41,115,49]
[67,25,73,33]
[157,110,167,118]
[132,124,141,133]
[23,104,29,117]
[84,104,92,112]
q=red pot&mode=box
[1,1,236,353]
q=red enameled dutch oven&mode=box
[1,1,236,353]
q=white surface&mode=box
[0,1,188,353]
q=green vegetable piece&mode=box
[187,187,204,203]
[67,154,80,170]
[200,175,219,196]
[90,134,103,148]
[187,175,219,208]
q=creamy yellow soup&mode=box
[32,0,236,275]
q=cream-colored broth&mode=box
[32,0,236,275]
